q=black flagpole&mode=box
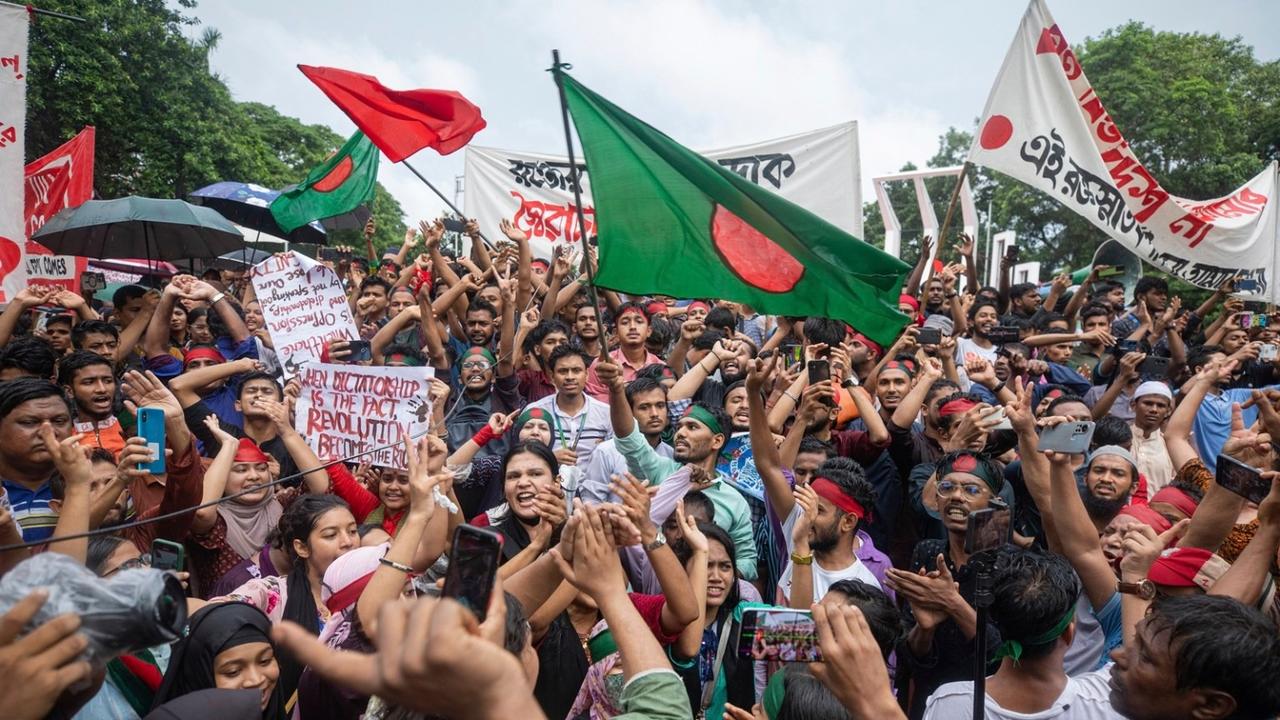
[399,158,496,251]
[549,49,607,360]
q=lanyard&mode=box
[554,405,590,451]
[700,615,735,713]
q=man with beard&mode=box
[580,376,671,504]
[1004,282,1042,322]
[58,350,125,455]
[585,303,661,402]
[1129,382,1174,493]
[922,277,947,317]
[1078,447,1139,532]
[955,299,1001,390]
[668,334,753,411]
[0,378,75,541]
[1090,280,1127,316]
[573,304,603,359]
[598,357,757,580]
[777,457,891,607]
[1110,276,1173,358]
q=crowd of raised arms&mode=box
[3,218,1280,720]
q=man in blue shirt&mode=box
[0,378,75,542]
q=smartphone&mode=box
[1255,314,1271,329]
[1236,279,1261,293]
[738,608,821,662]
[1116,339,1140,354]
[34,311,50,334]
[318,247,340,261]
[917,327,942,345]
[81,271,106,292]
[1238,312,1254,328]
[964,501,1011,554]
[346,340,372,362]
[1261,344,1278,362]
[987,326,1021,345]
[807,359,834,406]
[1096,265,1126,278]
[779,343,802,367]
[443,525,503,622]
[1138,356,1171,378]
[151,538,185,571]
[136,407,166,474]
[1038,421,1096,454]
[984,406,1012,430]
[1215,454,1272,505]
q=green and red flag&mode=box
[557,71,911,346]
[270,131,378,233]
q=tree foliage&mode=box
[864,21,1280,283]
[24,0,407,250]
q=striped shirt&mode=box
[3,479,56,543]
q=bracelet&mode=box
[209,291,226,305]
[790,551,814,566]
[378,557,414,574]
[783,390,799,403]
[699,360,715,374]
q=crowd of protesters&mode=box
[1,217,1279,720]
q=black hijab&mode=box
[152,603,284,720]
[144,688,261,720]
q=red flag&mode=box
[298,65,486,162]
[25,126,94,291]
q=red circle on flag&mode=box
[710,204,805,293]
[312,156,354,193]
[979,115,1013,150]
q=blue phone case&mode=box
[137,407,166,474]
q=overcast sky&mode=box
[191,0,1280,233]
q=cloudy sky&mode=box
[191,0,1279,231]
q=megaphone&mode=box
[1069,240,1142,301]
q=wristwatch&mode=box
[209,291,227,305]
[842,375,860,389]
[1117,578,1156,600]
[643,533,667,553]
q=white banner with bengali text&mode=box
[969,0,1280,300]
[294,363,434,469]
[0,2,28,303]
[249,251,358,378]
[465,122,862,259]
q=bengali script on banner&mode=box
[464,122,862,259]
[294,363,434,469]
[250,251,359,378]
[969,0,1280,300]
[0,2,28,303]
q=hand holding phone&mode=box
[443,525,503,622]
[964,502,1011,554]
[137,407,166,474]
[151,539,185,571]
[738,608,822,662]
[346,340,372,362]
[917,327,942,345]
[1215,455,1273,505]
[1038,421,1096,454]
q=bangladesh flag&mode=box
[271,131,379,233]
[558,71,911,346]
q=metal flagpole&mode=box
[399,159,497,251]
[549,49,608,362]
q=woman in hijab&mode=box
[469,441,566,573]
[152,603,283,720]
[449,407,560,517]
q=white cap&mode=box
[1134,381,1173,401]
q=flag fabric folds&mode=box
[556,71,910,346]
[298,65,486,162]
[270,131,379,234]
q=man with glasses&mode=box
[445,346,521,460]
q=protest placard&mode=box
[250,251,358,377]
[294,362,434,469]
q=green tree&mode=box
[25,0,407,251]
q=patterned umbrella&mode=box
[188,181,327,245]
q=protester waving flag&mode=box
[270,130,378,233]
[556,70,910,346]
[298,65,487,162]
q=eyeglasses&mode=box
[937,481,987,498]
[461,360,492,370]
[104,553,151,576]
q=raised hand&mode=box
[120,370,185,423]
[956,233,974,258]
[201,414,237,446]
[499,218,527,242]
[745,355,777,395]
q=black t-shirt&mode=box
[184,400,301,486]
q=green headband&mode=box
[385,353,423,367]
[682,405,723,436]
[762,668,786,720]
[587,628,618,665]
[517,407,560,434]
[938,451,1004,494]
[465,346,497,365]
[993,605,1076,664]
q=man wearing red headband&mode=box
[777,458,891,609]
[584,302,661,403]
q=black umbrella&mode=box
[210,247,273,270]
[188,181,328,245]
[32,196,244,260]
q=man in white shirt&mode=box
[527,344,614,467]
[924,551,1120,720]
[580,375,671,504]
[1129,381,1173,493]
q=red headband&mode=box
[850,332,884,357]
[1149,487,1199,518]
[184,346,226,367]
[899,294,920,312]
[1148,547,1214,588]
[618,305,648,321]
[687,301,710,314]
[234,437,271,464]
[325,570,377,614]
[810,477,867,521]
[939,398,979,417]
[1117,503,1172,535]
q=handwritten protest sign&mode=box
[294,362,434,469]
[250,251,358,377]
